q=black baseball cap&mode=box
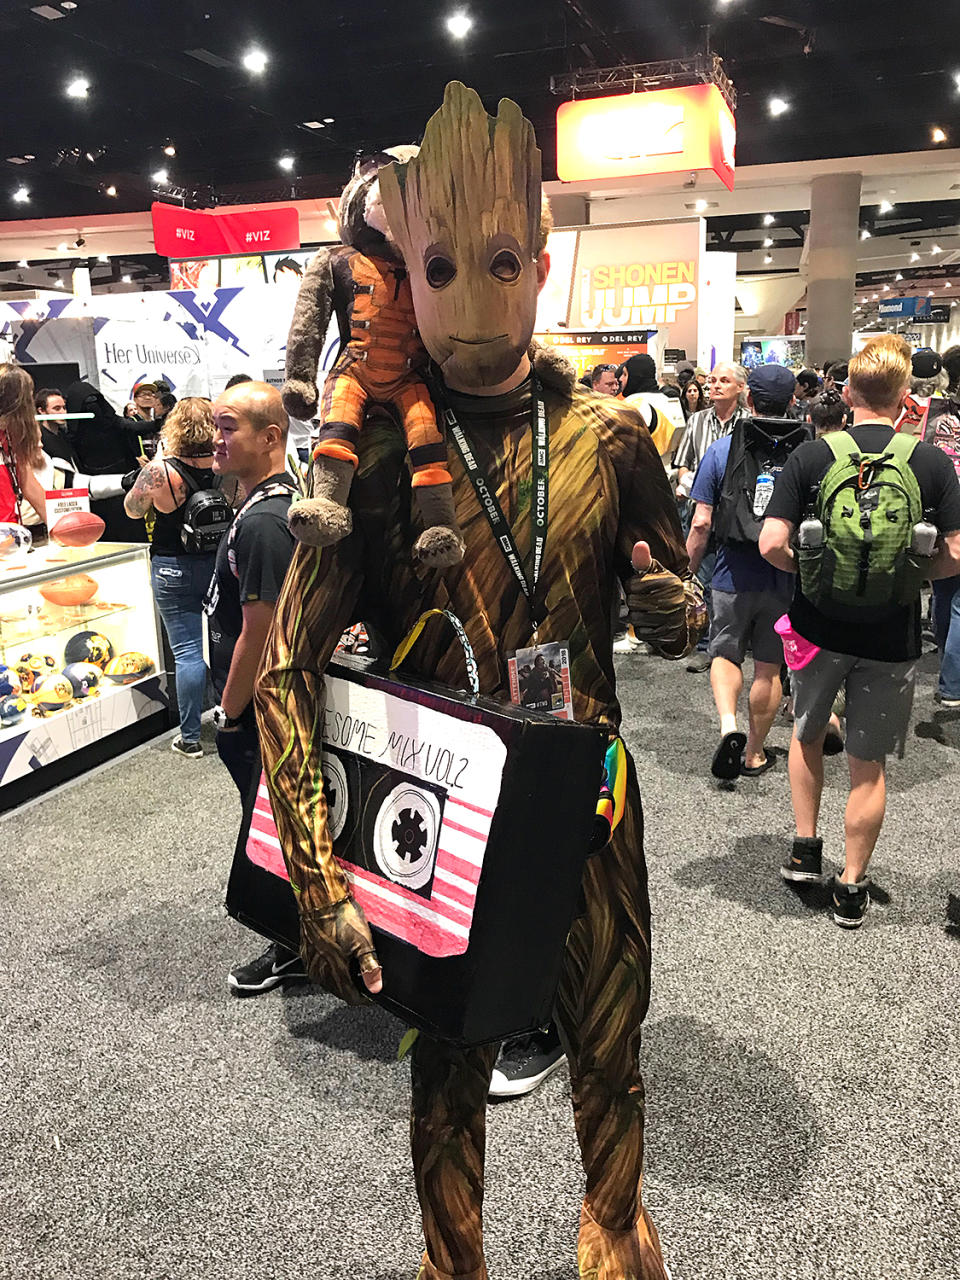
[912,347,943,379]
[747,364,797,403]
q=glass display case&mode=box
[0,541,169,811]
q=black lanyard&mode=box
[443,376,549,628]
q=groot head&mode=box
[379,81,542,390]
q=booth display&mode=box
[0,541,168,810]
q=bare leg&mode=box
[710,655,743,736]
[789,726,827,838]
[842,754,886,882]
[744,660,782,769]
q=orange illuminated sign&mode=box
[556,83,736,190]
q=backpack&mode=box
[714,417,809,547]
[798,429,924,619]
[166,459,234,555]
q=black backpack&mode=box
[713,417,809,547]
[166,459,234,554]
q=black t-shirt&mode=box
[765,423,960,661]
[203,473,296,717]
[40,426,77,467]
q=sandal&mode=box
[741,753,776,777]
[711,730,746,780]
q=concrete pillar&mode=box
[805,172,862,367]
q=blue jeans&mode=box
[151,554,215,744]
[933,577,960,700]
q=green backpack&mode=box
[798,430,924,619]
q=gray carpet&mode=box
[2,649,959,1280]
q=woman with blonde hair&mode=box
[124,397,223,758]
[0,363,47,526]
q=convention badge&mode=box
[507,639,573,721]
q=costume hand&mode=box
[631,541,652,572]
[626,544,702,657]
[299,895,383,1006]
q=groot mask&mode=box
[379,81,542,390]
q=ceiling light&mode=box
[31,5,64,18]
[694,198,708,212]
[768,97,789,117]
[323,217,338,235]
[122,274,131,284]
[104,184,117,197]
[12,186,29,203]
[65,75,89,98]
[762,213,775,226]
[932,127,947,144]
[445,11,473,38]
[98,254,108,262]
[882,283,890,290]
[61,1,78,7]
[278,155,295,171]
[323,117,334,124]
[302,120,325,129]
[762,236,773,247]
[860,228,871,240]
[872,294,879,300]
[931,244,943,255]
[911,252,920,262]
[928,290,935,297]
[17,259,27,267]
[57,241,68,252]
[878,199,894,214]
[764,254,773,264]
[163,142,176,157]
[152,168,168,184]
[895,272,903,281]
[241,47,268,74]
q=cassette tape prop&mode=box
[227,654,607,1046]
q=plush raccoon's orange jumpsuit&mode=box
[315,247,450,493]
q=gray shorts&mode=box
[792,648,916,761]
[708,588,791,667]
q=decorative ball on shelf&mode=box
[104,651,155,685]
[63,661,102,699]
[49,511,106,548]
[0,663,21,699]
[0,522,32,562]
[14,652,57,694]
[32,673,74,713]
[39,574,99,607]
[0,693,29,727]
[63,630,114,670]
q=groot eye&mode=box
[489,248,522,283]
[425,254,457,289]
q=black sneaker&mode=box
[780,836,824,884]
[832,877,870,929]
[228,943,307,996]
[489,1024,567,1099]
[171,737,202,759]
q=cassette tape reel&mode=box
[363,776,443,893]
[320,748,361,848]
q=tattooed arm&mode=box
[123,459,168,519]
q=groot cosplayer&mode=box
[256,82,705,1280]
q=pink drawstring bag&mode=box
[774,613,822,671]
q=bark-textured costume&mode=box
[283,147,464,567]
[256,83,704,1280]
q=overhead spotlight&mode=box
[152,168,169,184]
[872,294,879,300]
[694,198,708,212]
[882,284,890,291]
[57,241,68,252]
[323,117,334,124]
[122,274,131,284]
[445,10,473,38]
[860,228,871,240]
[65,75,89,98]
[241,47,268,73]
[931,243,943,255]
[764,254,773,264]
[98,254,108,262]
[12,186,29,203]
[910,252,920,262]
[928,289,935,297]
[768,97,789,117]
[878,199,894,214]
[762,236,773,247]
[762,213,775,226]
[323,217,338,236]
[104,184,117,197]
[302,120,325,129]
[61,1,78,7]
[932,126,947,144]
[17,259,28,267]
[278,155,295,172]
[895,272,904,280]
[163,142,176,156]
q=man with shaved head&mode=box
[203,381,306,993]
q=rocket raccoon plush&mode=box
[282,147,465,568]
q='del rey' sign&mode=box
[566,220,704,358]
[556,82,736,191]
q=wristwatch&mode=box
[212,705,242,731]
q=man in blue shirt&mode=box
[686,365,803,779]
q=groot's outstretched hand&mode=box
[299,896,383,1006]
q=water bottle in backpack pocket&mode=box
[798,430,933,619]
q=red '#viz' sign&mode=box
[152,202,300,258]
